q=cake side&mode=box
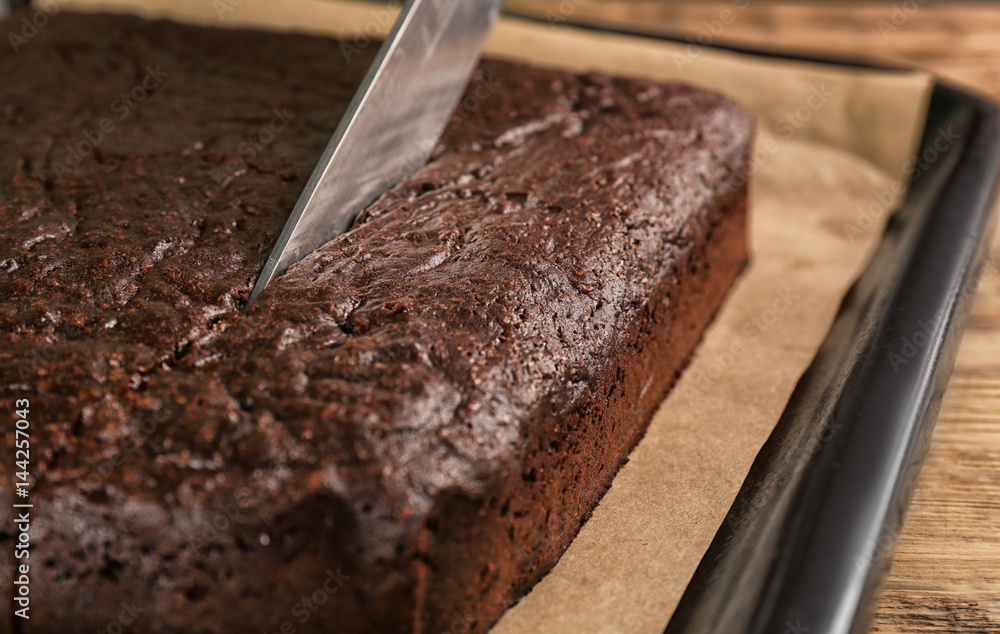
[0,12,752,634]
[418,180,748,632]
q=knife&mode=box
[247,0,505,304]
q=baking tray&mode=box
[671,87,998,634]
[507,12,1000,634]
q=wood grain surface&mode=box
[506,2,1000,632]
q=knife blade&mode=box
[247,0,505,305]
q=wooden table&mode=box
[507,2,1000,631]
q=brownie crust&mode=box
[0,12,752,634]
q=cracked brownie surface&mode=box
[0,11,752,634]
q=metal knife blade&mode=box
[247,0,505,304]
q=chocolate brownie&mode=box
[0,11,752,634]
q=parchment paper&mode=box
[57,1,936,630]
